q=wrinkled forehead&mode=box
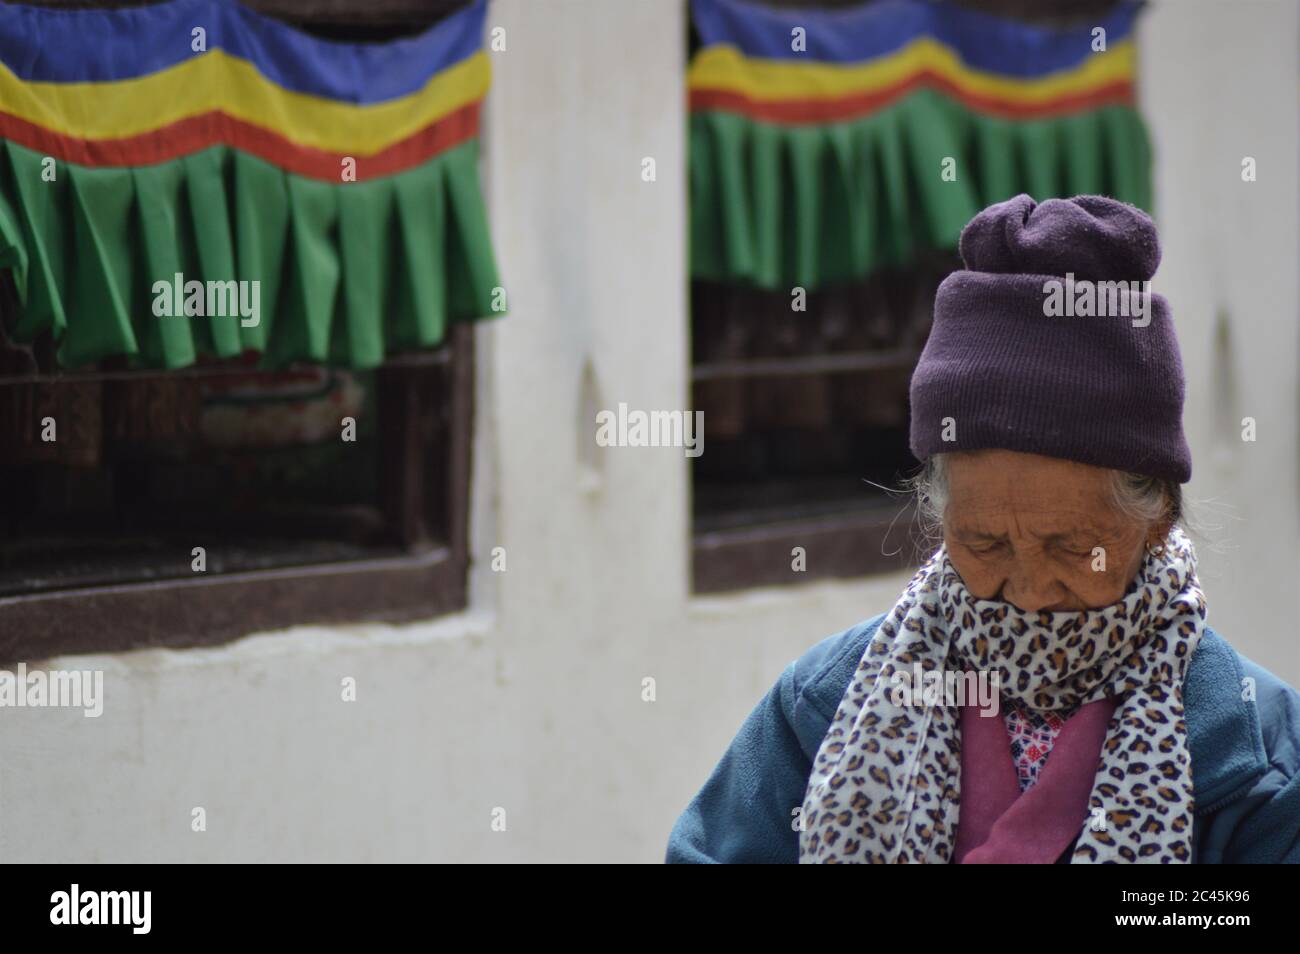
[943,450,1128,528]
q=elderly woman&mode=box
[667,194,1300,864]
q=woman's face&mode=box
[943,450,1158,612]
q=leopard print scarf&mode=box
[799,526,1207,864]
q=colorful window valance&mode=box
[689,0,1154,290]
[0,0,502,370]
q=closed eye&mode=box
[1051,538,1096,557]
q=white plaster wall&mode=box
[1140,0,1299,682]
[0,0,1295,864]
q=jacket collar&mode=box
[1183,629,1270,813]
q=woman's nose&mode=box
[1001,566,1068,613]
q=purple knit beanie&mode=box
[908,194,1192,483]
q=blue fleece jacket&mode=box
[667,613,1300,863]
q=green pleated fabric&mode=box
[0,139,502,370]
[690,90,1153,290]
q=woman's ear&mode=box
[1148,518,1173,552]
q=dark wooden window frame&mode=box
[0,327,475,663]
[693,501,919,594]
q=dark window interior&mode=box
[691,257,957,535]
[0,349,456,598]
[689,257,959,593]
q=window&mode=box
[0,305,474,665]
[0,0,485,662]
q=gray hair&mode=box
[909,452,1184,541]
